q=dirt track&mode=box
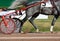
[0,32,60,41]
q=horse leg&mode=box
[50,15,59,33]
[19,22,24,33]
[28,12,40,32]
[29,17,39,32]
[19,17,27,33]
[13,18,24,33]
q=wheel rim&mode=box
[0,18,16,34]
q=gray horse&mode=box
[28,0,60,33]
[27,0,60,33]
[8,0,42,33]
[9,0,60,33]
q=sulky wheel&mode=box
[0,18,16,34]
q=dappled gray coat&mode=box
[8,0,41,17]
[55,1,60,11]
[8,0,60,17]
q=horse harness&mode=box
[41,0,59,15]
[50,0,60,15]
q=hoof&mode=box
[51,31,58,34]
[50,31,53,33]
[36,29,39,32]
[21,31,24,34]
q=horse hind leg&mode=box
[29,17,39,32]
[50,15,59,33]
[19,22,24,33]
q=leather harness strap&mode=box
[50,0,59,15]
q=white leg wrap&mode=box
[50,26,54,32]
[21,31,24,33]
[19,14,26,20]
[11,15,21,18]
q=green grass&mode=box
[22,16,60,32]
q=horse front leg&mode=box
[50,15,59,33]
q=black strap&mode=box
[50,0,59,14]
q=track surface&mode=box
[0,32,60,41]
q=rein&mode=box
[21,1,45,10]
